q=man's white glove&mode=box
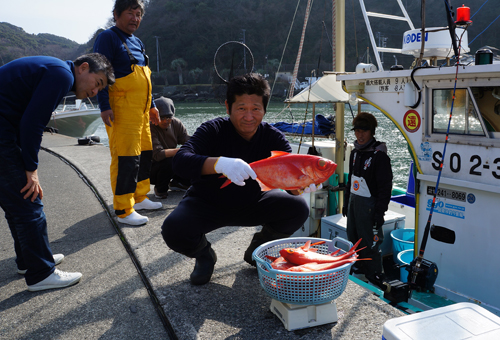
[214,157,257,186]
[300,183,323,195]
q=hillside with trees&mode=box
[0,22,79,64]
[1,0,499,91]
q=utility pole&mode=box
[241,29,246,70]
[154,36,160,73]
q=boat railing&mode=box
[58,95,96,112]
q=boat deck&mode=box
[0,133,406,340]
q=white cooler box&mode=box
[382,302,500,340]
[321,210,406,256]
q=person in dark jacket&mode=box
[150,97,191,199]
[0,53,114,291]
[343,112,393,285]
[161,73,318,285]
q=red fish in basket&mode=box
[220,151,337,190]
[285,257,370,272]
[279,239,365,266]
[264,240,326,270]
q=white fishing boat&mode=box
[333,0,500,316]
[47,95,101,138]
[269,0,500,320]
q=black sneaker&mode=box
[154,187,168,199]
[169,179,190,191]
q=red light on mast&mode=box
[456,4,472,26]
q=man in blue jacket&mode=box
[0,53,114,291]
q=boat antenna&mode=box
[443,0,459,58]
[416,0,426,67]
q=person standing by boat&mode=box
[343,112,393,286]
[161,73,316,285]
[0,53,115,291]
[150,97,191,199]
[94,0,162,226]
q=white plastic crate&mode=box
[382,302,500,340]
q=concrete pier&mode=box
[0,133,404,340]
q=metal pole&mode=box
[242,29,247,70]
[154,36,160,73]
[335,0,346,213]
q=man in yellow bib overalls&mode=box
[94,0,161,225]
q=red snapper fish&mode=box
[279,239,365,265]
[221,151,337,190]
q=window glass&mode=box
[432,89,484,135]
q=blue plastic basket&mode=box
[391,229,415,262]
[253,237,354,305]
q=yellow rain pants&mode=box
[106,64,153,218]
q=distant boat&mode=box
[47,95,101,138]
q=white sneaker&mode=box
[18,253,65,275]
[117,211,149,225]
[28,269,82,292]
[134,198,162,210]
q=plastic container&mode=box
[253,237,353,305]
[390,229,414,262]
[382,302,500,340]
[396,249,414,283]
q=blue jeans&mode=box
[0,137,55,285]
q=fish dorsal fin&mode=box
[269,151,290,158]
[301,240,312,251]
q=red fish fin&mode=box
[256,178,274,191]
[269,151,290,158]
[330,249,341,256]
[301,240,312,251]
[265,255,278,261]
[311,241,326,246]
[220,178,232,189]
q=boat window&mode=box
[432,89,486,136]
[470,87,500,135]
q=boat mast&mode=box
[288,0,313,100]
[334,0,346,212]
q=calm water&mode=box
[90,102,411,188]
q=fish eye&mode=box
[318,159,327,169]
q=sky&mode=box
[1,0,116,44]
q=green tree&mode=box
[188,67,203,84]
[171,58,187,85]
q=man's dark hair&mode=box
[226,73,271,113]
[74,53,115,86]
[113,0,145,21]
[352,112,378,134]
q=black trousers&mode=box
[150,158,190,192]
[346,194,384,277]
[161,189,309,256]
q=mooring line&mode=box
[41,146,178,340]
